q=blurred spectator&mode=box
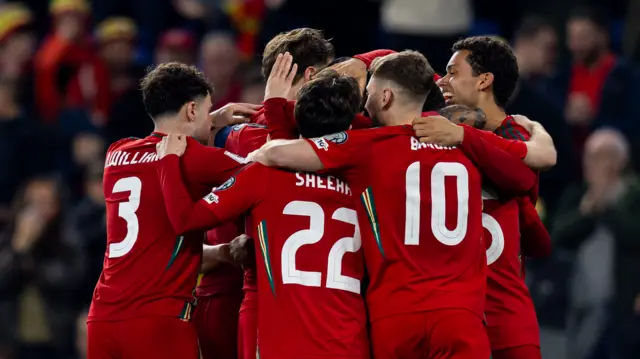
[553,128,640,359]
[34,0,110,127]
[0,2,37,109]
[0,75,47,230]
[63,132,105,201]
[380,0,472,71]
[509,16,575,215]
[155,28,197,65]
[95,17,140,98]
[239,65,265,104]
[550,6,640,164]
[63,164,105,303]
[72,309,87,359]
[200,31,242,108]
[0,176,85,359]
[95,17,150,143]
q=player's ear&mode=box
[185,101,197,122]
[478,72,494,91]
[381,88,393,110]
[303,66,316,82]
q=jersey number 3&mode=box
[281,201,361,294]
[109,176,142,258]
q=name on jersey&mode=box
[410,137,456,151]
[295,172,352,195]
[104,151,158,168]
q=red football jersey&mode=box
[482,116,540,350]
[88,133,245,322]
[199,122,270,296]
[304,126,486,322]
[156,158,369,359]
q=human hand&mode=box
[565,93,593,125]
[229,234,255,269]
[209,102,260,131]
[12,207,46,253]
[264,52,298,100]
[412,116,464,146]
[156,133,187,159]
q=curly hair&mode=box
[295,70,361,138]
[452,36,519,108]
[141,62,212,118]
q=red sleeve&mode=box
[157,156,264,234]
[181,137,247,188]
[518,197,551,258]
[303,130,367,174]
[261,97,298,140]
[353,49,395,68]
[475,129,528,159]
[351,114,372,129]
[226,126,269,157]
[458,125,536,196]
[34,35,71,123]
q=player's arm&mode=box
[517,197,552,258]
[157,154,265,234]
[510,115,557,171]
[249,131,365,174]
[202,243,232,273]
[180,137,247,188]
[457,125,537,195]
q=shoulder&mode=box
[107,137,140,152]
[496,116,530,140]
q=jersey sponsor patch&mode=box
[203,192,220,204]
[311,137,329,151]
[324,131,348,144]
[215,176,236,191]
[232,123,268,131]
[224,150,249,164]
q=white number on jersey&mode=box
[109,176,142,258]
[281,200,362,294]
[405,162,470,246]
[483,213,505,265]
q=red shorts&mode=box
[491,345,541,359]
[87,317,198,359]
[194,291,243,359]
[238,290,258,359]
[371,309,490,359]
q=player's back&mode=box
[484,117,540,350]
[322,126,486,323]
[89,135,202,322]
[248,165,368,359]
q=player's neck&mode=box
[153,115,188,136]
[477,101,507,132]
[386,107,422,127]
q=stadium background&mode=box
[0,0,637,358]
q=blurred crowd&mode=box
[0,0,638,358]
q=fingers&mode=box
[271,53,284,79]
[226,116,251,126]
[228,103,260,116]
[286,63,298,84]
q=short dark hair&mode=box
[370,50,434,104]
[141,62,212,118]
[438,104,487,129]
[423,81,446,111]
[452,36,519,108]
[294,70,361,138]
[514,15,554,41]
[262,28,334,82]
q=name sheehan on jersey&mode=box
[104,151,158,168]
[295,172,352,195]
